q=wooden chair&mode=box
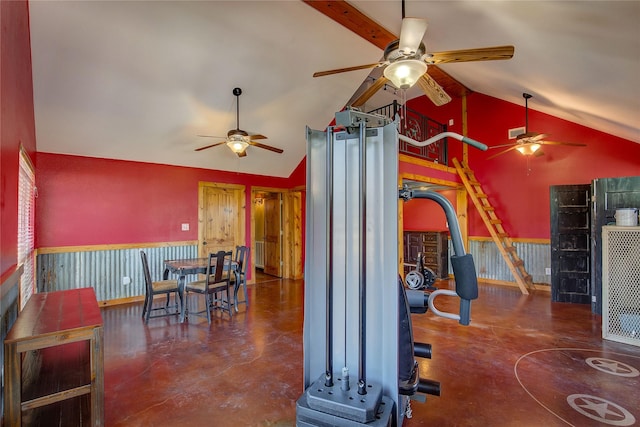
[185,250,233,323]
[140,250,180,324]
[231,245,250,312]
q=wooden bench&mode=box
[4,288,104,426]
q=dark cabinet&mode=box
[403,231,449,279]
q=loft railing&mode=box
[368,100,448,165]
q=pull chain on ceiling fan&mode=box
[312,0,515,108]
[488,92,587,159]
[195,88,283,158]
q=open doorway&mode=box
[251,187,303,282]
[254,191,282,278]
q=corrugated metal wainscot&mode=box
[37,244,197,302]
[449,239,551,286]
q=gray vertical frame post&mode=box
[302,117,400,423]
[325,127,334,387]
[357,121,368,395]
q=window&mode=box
[18,147,36,309]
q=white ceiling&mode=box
[29,1,640,178]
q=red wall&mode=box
[1,0,37,277]
[402,189,456,232]
[408,92,640,239]
[36,154,299,248]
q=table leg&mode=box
[91,326,105,426]
[178,274,186,322]
[4,342,21,426]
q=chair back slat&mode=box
[140,250,153,293]
[207,250,232,288]
[234,246,250,276]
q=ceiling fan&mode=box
[312,0,515,108]
[195,88,283,158]
[488,93,586,159]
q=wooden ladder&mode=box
[452,158,533,295]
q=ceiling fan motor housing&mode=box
[384,39,426,62]
[227,129,249,138]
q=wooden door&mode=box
[198,183,245,258]
[263,193,282,277]
[550,184,591,303]
[282,191,303,279]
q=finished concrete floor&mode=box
[100,276,640,426]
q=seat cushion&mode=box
[152,280,178,292]
[185,280,207,292]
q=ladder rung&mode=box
[468,180,481,186]
[483,206,495,211]
[497,233,508,239]
[513,260,524,268]
[523,275,533,284]
[505,246,517,253]
[476,193,488,198]
[490,219,502,225]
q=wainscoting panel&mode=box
[37,244,198,301]
[449,239,551,286]
[1,267,21,417]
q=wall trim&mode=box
[399,154,457,174]
[37,241,198,255]
[479,277,551,292]
[470,236,550,244]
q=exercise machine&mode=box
[297,109,483,426]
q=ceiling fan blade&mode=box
[417,73,452,106]
[399,18,428,55]
[351,76,389,108]
[487,145,521,159]
[539,141,587,147]
[534,150,545,157]
[248,140,284,154]
[489,143,517,149]
[428,45,515,64]
[197,134,226,139]
[249,134,267,140]
[313,63,385,78]
[195,141,226,152]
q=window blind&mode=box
[18,147,36,309]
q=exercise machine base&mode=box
[297,392,394,427]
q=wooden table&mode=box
[164,258,237,322]
[4,288,104,426]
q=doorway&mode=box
[251,188,303,281]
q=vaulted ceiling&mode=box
[29,1,640,178]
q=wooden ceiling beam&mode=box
[302,0,395,50]
[302,0,470,98]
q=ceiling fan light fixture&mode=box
[516,143,541,155]
[226,135,249,154]
[383,59,427,89]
